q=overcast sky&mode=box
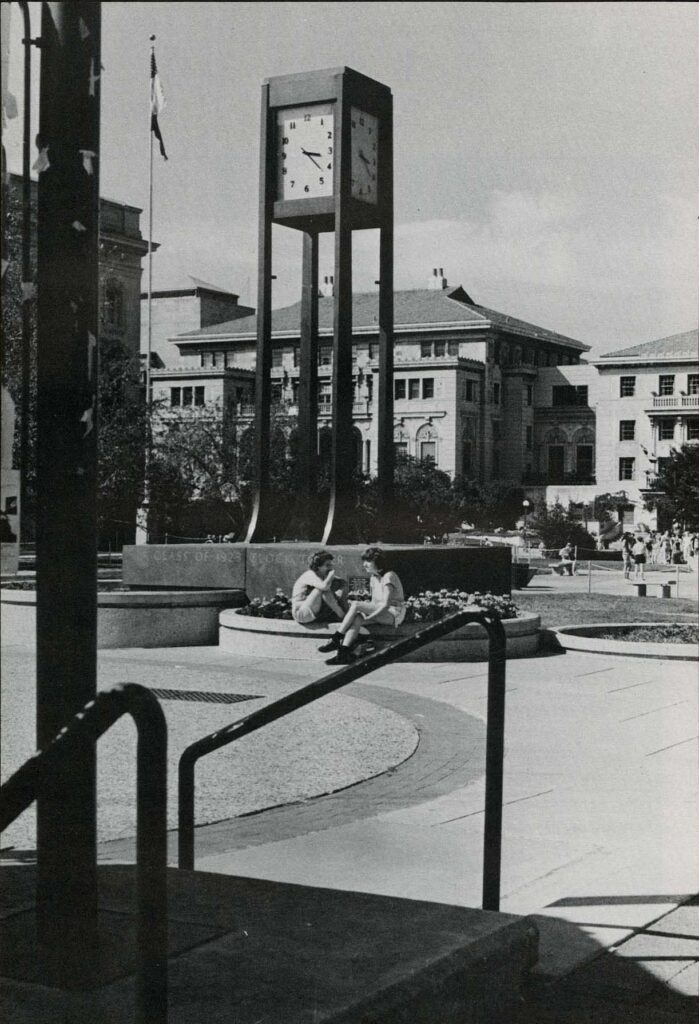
[4,2,697,355]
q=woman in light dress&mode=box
[318,547,407,665]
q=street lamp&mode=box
[522,499,530,542]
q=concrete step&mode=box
[1,864,538,1023]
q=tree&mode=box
[453,481,526,532]
[645,445,699,531]
[148,400,246,540]
[526,500,597,552]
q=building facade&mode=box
[149,270,698,532]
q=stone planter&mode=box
[2,587,245,649]
[219,609,540,662]
[547,623,698,661]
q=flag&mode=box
[150,49,168,160]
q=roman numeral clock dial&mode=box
[351,107,379,204]
[277,104,334,200]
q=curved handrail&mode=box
[0,683,168,1024]
[178,608,507,910]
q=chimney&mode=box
[319,274,334,298]
[427,267,448,290]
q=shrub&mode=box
[237,589,293,619]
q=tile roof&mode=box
[176,286,588,350]
[598,329,698,361]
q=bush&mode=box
[405,590,519,623]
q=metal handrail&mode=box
[179,608,507,911]
[0,684,168,1024]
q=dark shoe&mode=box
[325,645,355,666]
[318,632,343,653]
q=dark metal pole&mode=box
[246,85,274,542]
[377,91,394,511]
[35,0,101,983]
[481,617,507,911]
[18,2,34,544]
[296,230,319,538]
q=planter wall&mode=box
[219,610,540,663]
[547,623,698,661]
[123,542,512,599]
[2,588,245,649]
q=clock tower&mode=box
[246,67,394,544]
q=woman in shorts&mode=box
[631,535,647,580]
[318,547,406,665]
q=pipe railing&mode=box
[0,683,168,1024]
[179,608,508,911]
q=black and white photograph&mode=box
[1,2,697,1021]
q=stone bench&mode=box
[219,609,541,662]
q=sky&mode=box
[3,1,697,356]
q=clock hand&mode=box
[301,148,322,169]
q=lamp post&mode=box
[522,499,530,543]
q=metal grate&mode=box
[149,688,261,705]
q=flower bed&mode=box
[237,588,520,624]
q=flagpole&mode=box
[138,35,156,544]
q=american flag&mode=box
[150,49,168,160]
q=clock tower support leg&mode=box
[246,86,274,543]
[322,219,355,545]
[296,231,320,539]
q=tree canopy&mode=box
[645,445,699,531]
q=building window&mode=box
[395,441,408,457]
[526,385,533,407]
[319,345,332,366]
[552,385,588,406]
[492,420,501,442]
[368,343,377,360]
[447,341,459,356]
[619,457,635,480]
[102,280,123,329]
[194,386,205,406]
[422,378,434,399]
[408,379,420,400]
[493,382,501,405]
[577,445,593,478]
[462,441,473,477]
[688,418,699,440]
[620,376,636,397]
[170,387,181,407]
[420,342,431,358]
[525,425,532,450]
[319,383,332,406]
[293,346,299,367]
[657,419,675,441]
[657,457,670,475]
[420,441,436,463]
[394,379,406,400]
[272,348,283,368]
[548,446,565,481]
[688,374,699,395]
[658,375,675,396]
[201,352,213,368]
[619,420,635,441]
[465,379,475,402]
[182,387,193,407]
[434,341,445,357]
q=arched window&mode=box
[545,428,567,482]
[416,422,439,465]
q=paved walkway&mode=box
[3,571,697,1018]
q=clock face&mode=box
[277,104,334,201]
[351,107,379,204]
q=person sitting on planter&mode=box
[319,547,407,665]
[291,550,348,626]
